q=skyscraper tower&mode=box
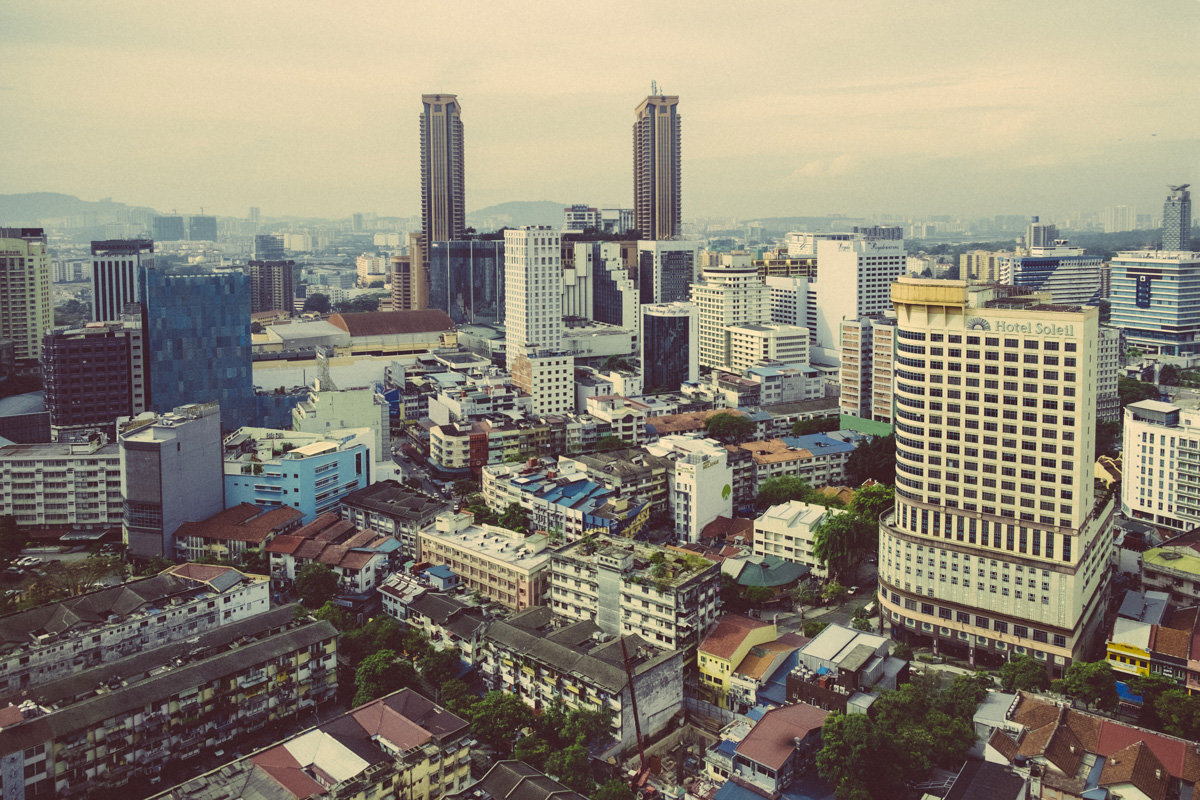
[419,94,466,243]
[91,239,154,322]
[505,227,572,416]
[0,228,51,367]
[633,92,682,240]
[1164,184,1192,251]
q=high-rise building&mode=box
[427,239,504,324]
[391,254,416,311]
[726,324,810,373]
[419,94,466,244]
[638,240,700,304]
[352,212,364,231]
[642,302,698,390]
[248,206,261,228]
[588,242,638,330]
[765,275,816,342]
[999,242,1103,305]
[407,231,428,310]
[188,215,218,242]
[810,236,907,359]
[691,256,771,370]
[0,227,52,367]
[1025,217,1058,248]
[142,268,255,429]
[120,402,225,559]
[1163,184,1192,250]
[505,227,572,416]
[91,238,154,321]
[151,215,185,241]
[1097,325,1121,423]
[1120,400,1200,531]
[959,250,1011,283]
[1109,250,1200,356]
[42,317,146,440]
[879,278,1111,674]
[248,259,295,314]
[633,93,682,240]
[254,233,285,260]
[839,315,896,425]
[1103,206,1138,234]
[562,204,601,232]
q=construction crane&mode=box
[620,636,656,798]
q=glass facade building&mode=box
[142,268,255,429]
[1110,251,1200,356]
[1000,247,1103,306]
[427,240,504,325]
[641,303,697,390]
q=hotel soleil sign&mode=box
[967,316,1075,336]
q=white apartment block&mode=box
[0,433,123,531]
[839,315,896,424]
[513,352,574,416]
[646,435,733,543]
[879,279,1111,676]
[812,237,907,359]
[726,323,810,373]
[506,227,574,415]
[1097,325,1120,424]
[550,536,721,651]
[691,261,771,370]
[754,500,843,578]
[355,253,390,286]
[1121,399,1200,532]
[765,276,815,342]
[586,395,649,446]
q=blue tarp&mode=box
[1115,681,1143,705]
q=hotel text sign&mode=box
[991,321,1075,336]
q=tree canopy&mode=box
[296,562,339,608]
[497,502,528,534]
[998,654,1050,693]
[844,434,896,486]
[1052,660,1119,711]
[755,475,843,510]
[596,436,627,453]
[791,416,840,436]
[703,412,756,444]
[353,650,418,706]
[1118,376,1160,409]
[811,511,875,583]
[846,483,894,523]
[303,293,331,314]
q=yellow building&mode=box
[1106,618,1152,678]
[698,615,778,708]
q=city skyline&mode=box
[1,2,1197,221]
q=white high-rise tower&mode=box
[505,227,573,416]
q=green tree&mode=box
[340,615,410,667]
[23,556,125,604]
[1118,376,1160,409]
[756,475,813,510]
[451,478,479,497]
[546,742,594,794]
[1095,419,1123,459]
[593,779,636,800]
[845,434,896,486]
[296,562,339,608]
[562,705,614,748]
[417,647,461,690]
[999,654,1050,693]
[514,734,552,770]
[803,620,829,638]
[439,678,475,717]
[1154,688,1200,740]
[595,436,627,453]
[1126,347,1144,363]
[1160,364,1180,386]
[469,691,536,754]
[790,582,820,607]
[743,586,774,605]
[313,601,354,632]
[852,616,872,631]
[791,416,840,436]
[1052,660,1119,711]
[821,580,848,604]
[1127,672,1180,731]
[498,502,529,533]
[303,293,331,314]
[137,555,175,576]
[703,412,755,444]
[847,483,894,523]
[817,713,907,800]
[353,650,417,706]
[811,512,875,583]
[0,515,24,562]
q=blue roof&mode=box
[424,564,456,579]
[715,739,739,757]
[1115,681,1143,705]
[746,705,773,721]
[758,650,801,707]
[782,433,856,455]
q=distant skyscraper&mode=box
[427,240,504,325]
[0,227,51,367]
[637,240,700,304]
[91,239,154,322]
[642,302,698,389]
[248,260,295,314]
[1025,216,1058,248]
[352,212,364,232]
[1164,184,1192,251]
[390,255,416,311]
[419,94,466,243]
[1103,206,1138,234]
[152,215,185,242]
[188,215,218,242]
[248,207,261,227]
[999,242,1103,305]
[255,234,285,260]
[633,93,682,240]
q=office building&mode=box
[588,241,638,329]
[0,607,336,796]
[391,253,417,311]
[1164,184,1192,251]
[90,239,153,321]
[41,318,146,440]
[1098,325,1121,423]
[506,227,573,415]
[142,268,255,429]
[999,242,1103,305]
[551,536,720,651]
[633,93,682,240]
[1120,400,1200,531]
[0,228,52,367]
[428,239,504,324]
[839,315,896,425]
[744,363,825,405]
[482,606,685,751]
[1109,250,1200,356]
[810,236,906,359]
[247,258,295,314]
[1025,216,1058,248]
[151,215,185,241]
[878,279,1112,675]
[119,402,226,559]
[726,323,810,372]
[638,240,701,304]
[248,206,260,227]
[645,435,734,543]
[691,259,771,370]
[1104,205,1138,234]
[642,302,698,389]
[356,252,389,287]
[254,233,285,260]
[161,689,471,800]
[223,426,373,523]
[292,385,390,463]
[419,93,466,245]
[418,511,552,610]
[562,204,601,232]
[0,563,269,695]
[959,250,1011,283]
[0,431,123,532]
[187,214,217,242]
[765,275,817,342]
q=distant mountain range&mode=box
[466,201,565,229]
[0,193,156,226]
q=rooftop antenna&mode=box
[651,80,658,97]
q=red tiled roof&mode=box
[699,615,772,660]
[734,703,828,770]
[1099,741,1170,800]
[251,744,323,799]
[265,534,305,555]
[174,503,301,544]
[328,309,453,337]
[166,563,240,583]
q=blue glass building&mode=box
[1000,245,1102,305]
[1110,250,1200,356]
[427,240,504,325]
[141,268,255,429]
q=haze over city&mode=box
[2,0,1198,220]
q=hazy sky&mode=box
[2,1,1198,221]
